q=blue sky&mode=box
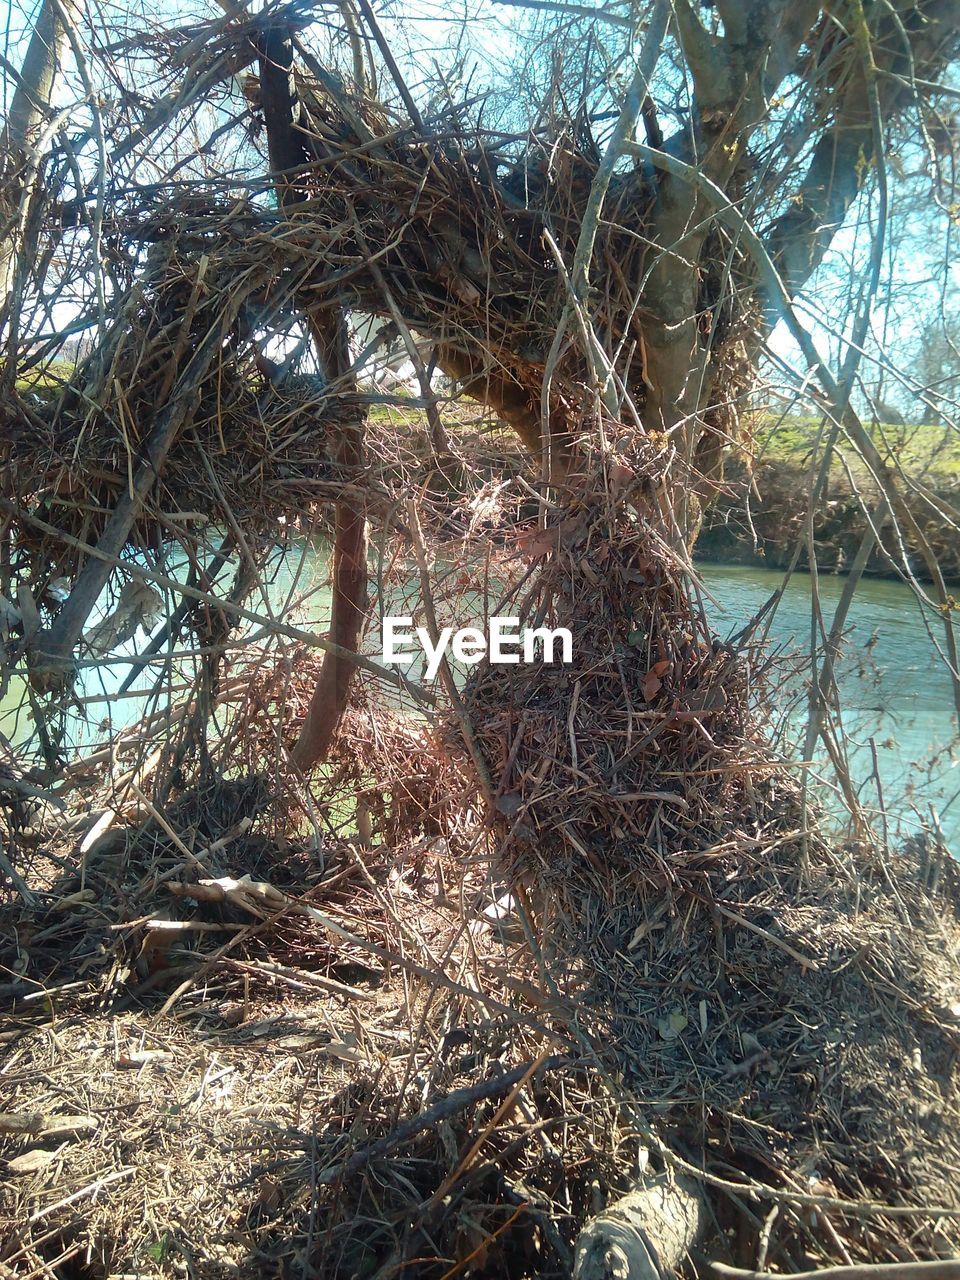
[2,0,957,416]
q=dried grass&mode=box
[3,446,960,1278]
[1,12,959,1278]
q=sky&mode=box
[1,0,958,418]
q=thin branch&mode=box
[351,0,426,132]
[0,497,435,707]
[490,0,631,27]
[315,1055,570,1186]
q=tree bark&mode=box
[256,22,369,770]
[574,1176,705,1280]
[762,0,960,322]
[1,0,79,302]
[290,318,367,772]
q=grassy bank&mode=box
[752,413,960,483]
[701,416,960,580]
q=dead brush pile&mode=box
[1,220,531,625]
[0,664,588,1280]
[460,447,960,1260]
[467,467,758,898]
[2,443,960,1279]
[1,236,367,585]
[3,2,960,1269]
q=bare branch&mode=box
[491,0,632,28]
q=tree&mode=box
[267,0,960,765]
[0,0,81,302]
[910,313,960,423]
[1,0,957,762]
[4,6,960,1269]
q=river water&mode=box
[700,564,960,848]
[3,553,957,850]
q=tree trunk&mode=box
[256,21,370,771]
[1,0,78,302]
[290,320,367,772]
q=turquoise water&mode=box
[700,564,960,847]
[3,549,957,850]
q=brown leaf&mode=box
[642,659,670,702]
[256,1176,282,1211]
[609,462,635,490]
[558,516,586,545]
[517,527,557,559]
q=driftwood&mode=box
[574,1175,705,1280]
[0,1112,96,1138]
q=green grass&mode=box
[752,414,960,485]
[15,357,75,396]
[16,360,958,486]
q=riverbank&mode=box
[381,404,960,583]
[4,500,960,1280]
[698,419,960,582]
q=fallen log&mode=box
[574,1175,705,1280]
